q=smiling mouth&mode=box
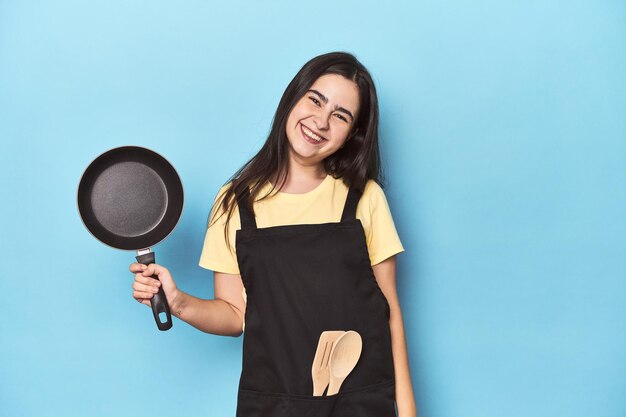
[300,124,327,143]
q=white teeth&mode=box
[302,125,323,142]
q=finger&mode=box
[136,297,151,307]
[133,290,156,300]
[142,263,168,278]
[133,281,160,294]
[134,273,161,287]
[129,263,148,273]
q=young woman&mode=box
[130,52,417,417]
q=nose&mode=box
[312,109,330,131]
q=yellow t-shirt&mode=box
[199,174,405,275]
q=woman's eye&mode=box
[308,96,320,106]
[334,113,348,122]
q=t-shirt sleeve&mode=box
[198,183,242,274]
[358,180,405,265]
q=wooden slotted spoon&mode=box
[311,331,345,396]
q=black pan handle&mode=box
[135,252,173,331]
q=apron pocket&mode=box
[236,389,289,417]
[238,380,395,417]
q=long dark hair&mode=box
[209,51,384,249]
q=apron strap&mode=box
[341,186,363,222]
[236,186,257,230]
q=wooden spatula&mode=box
[327,330,363,396]
[311,331,345,396]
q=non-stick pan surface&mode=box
[78,146,183,330]
[78,146,183,250]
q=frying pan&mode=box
[77,146,184,331]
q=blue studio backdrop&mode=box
[1,1,624,416]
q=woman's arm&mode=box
[131,262,245,337]
[171,270,246,337]
[373,256,418,417]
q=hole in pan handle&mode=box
[136,250,172,331]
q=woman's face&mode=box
[285,74,360,168]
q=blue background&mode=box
[1,1,625,416]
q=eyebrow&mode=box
[307,89,355,122]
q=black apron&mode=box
[234,184,396,417]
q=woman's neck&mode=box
[270,164,327,194]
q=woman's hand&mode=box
[129,262,181,308]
